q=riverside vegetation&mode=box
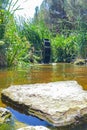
[0,0,87,67]
[1,1,87,129]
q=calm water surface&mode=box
[0,63,87,129]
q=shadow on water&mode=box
[7,107,52,127]
[7,107,87,130]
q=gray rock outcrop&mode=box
[1,81,87,128]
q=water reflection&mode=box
[6,107,87,130]
[0,63,87,89]
[7,107,52,127]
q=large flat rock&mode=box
[1,81,87,128]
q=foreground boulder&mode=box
[1,81,87,128]
[17,126,50,130]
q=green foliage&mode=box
[0,9,6,39]
[21,21,41,50]
[36,20,52,40]
[31,0,87,62]
[0,123,14,130]
[21,20,51,49]
[0,0,30,67]
[72,32,87,58]
[4,15,30,66]
[51,35,65,62]
[51,35,77,62]
[19,19,52,63]
[0,0,21,40]
[1,0,87,66]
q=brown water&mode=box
[0,63,87,129]
[0,63,87,106]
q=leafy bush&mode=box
[4,15,30,66]
[51,35,77,62]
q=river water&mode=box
[0,63,87,129]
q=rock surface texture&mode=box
[1,81,87,128]
[0,107,11,124]
[17,126,50,130]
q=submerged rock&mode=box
[74,59,85,65]
[0,107,14,130]
[17,126,50,130]
[0,107,11,124]
[1,81,87,128]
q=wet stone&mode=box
[1,81,87,128]
[0,107,14,130]
[0,107,11,124]
[17,126,50,130]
